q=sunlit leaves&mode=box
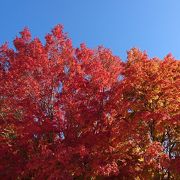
[0,26,179,179]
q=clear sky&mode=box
[0,0,180,60]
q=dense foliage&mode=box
[0,25,179,179]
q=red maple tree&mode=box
[0,25,179,179]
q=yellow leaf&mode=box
[138,157,144,162]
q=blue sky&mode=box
[0,0,180,60]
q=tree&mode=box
[0,25,179,179]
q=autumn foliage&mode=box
[0,25,179,179]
